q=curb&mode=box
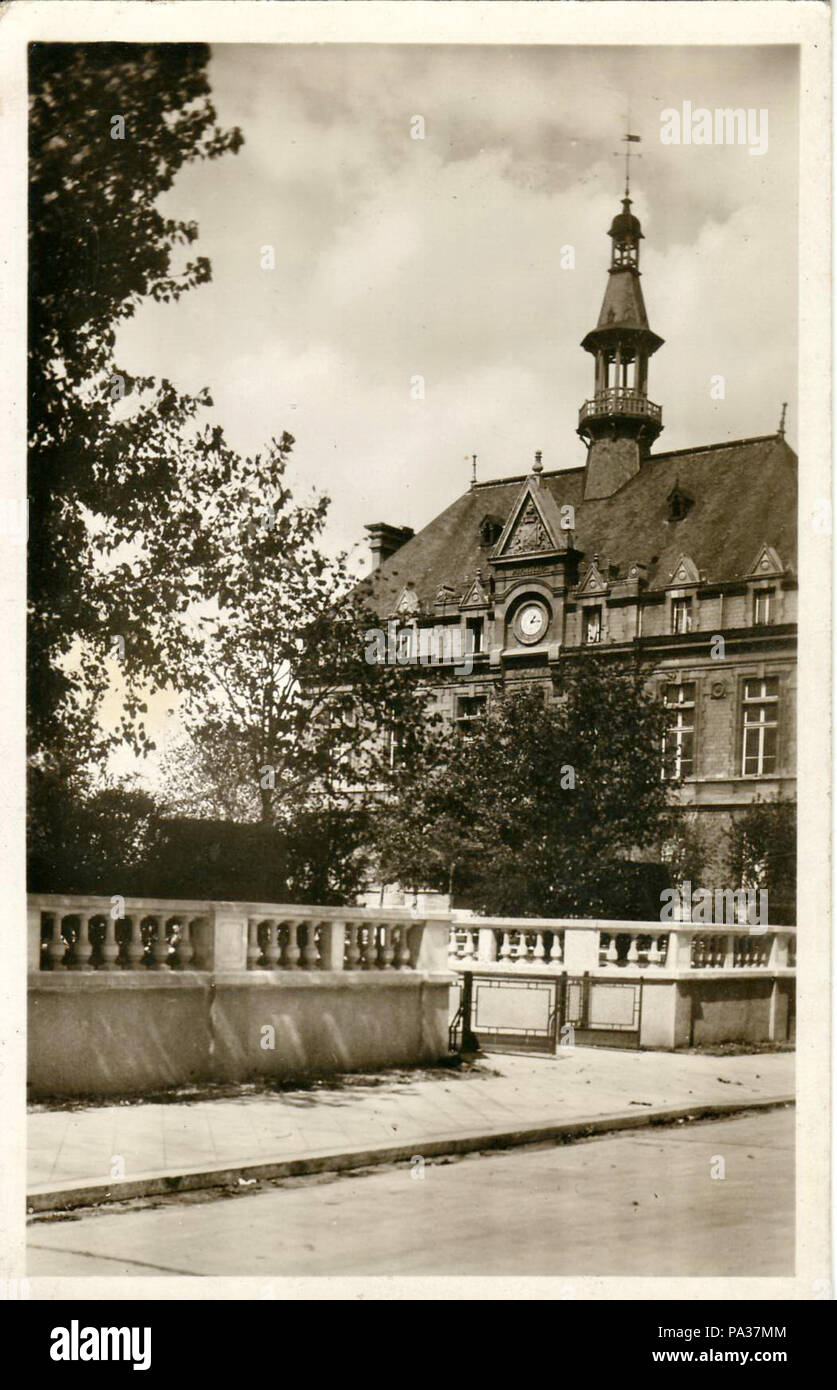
[27,1093,794,1213]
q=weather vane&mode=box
[622,131,641,196]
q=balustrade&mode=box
[447,917,793,979]
[29,896,438,974]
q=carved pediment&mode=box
[395,582,421,616]
[668,554,700,586]
[577,559,608,595]
[503,499,550,555]
[460,573,489,609]
[748,543,784,578]
[494,478,569,562]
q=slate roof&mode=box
[361,434,798,617]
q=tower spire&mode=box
[577,163,664,500]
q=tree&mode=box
[726,796,797,924]
[373,654,678,918]
[159,437,435,841]
[28,43,243,772]
[27,769,161,896]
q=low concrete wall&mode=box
[28,971,452,1098]
[684,977,792,1047]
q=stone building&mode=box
[360,187,797,889]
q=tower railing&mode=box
[579,389,662,428]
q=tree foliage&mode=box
[373,655,678,918]
[157,436,435,842]
[726,795,797,923]
[28,42,243,769]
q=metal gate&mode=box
[449,971,561,1055]
[564,974,643,1050]
[450,971,643,1053]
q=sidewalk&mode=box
[28,1048,794,1211]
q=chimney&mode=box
[365,522,415,570]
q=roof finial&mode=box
[778,402,787,439]
[467,453,478,488]
[533,449,543,475]
[622,130,641,198]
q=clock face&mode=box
[513,601,549,645]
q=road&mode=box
[28,1109,793,1278]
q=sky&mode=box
[115,43,799,578]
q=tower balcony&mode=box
[579,389,662,430]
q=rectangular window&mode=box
[465,617,485,654]
[662,682,696,780]
[456,694,487,732]
[583,607,602,644]
[754,588,775,625]
[671,596,693,634]
[741,677,779,776]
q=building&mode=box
[360,183,797,891]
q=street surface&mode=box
[28,1108,793,1277]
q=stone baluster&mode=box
[627,936,639,965]
[532,931,546,967]
[247,918,262,969]
[284,921,301,970]
[124,917,145,969]
[377,925,393,970]
[395,924,412,970]
[363,924,380,969]
[149,917,170,971]
[551,931,563,965]
[264,920,281,968]
[302,921,320,970]
[461,928,475,962]
[515,932,530,966]
[175,919,195,969]
[47,914,67,971]
[345,923,361,970]
[73,913,95,971]
[606,937,619,966]
[99,912,121,971]
[499,931,512,965]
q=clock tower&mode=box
[578,186,664,500]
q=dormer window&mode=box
[667,486,693,522]
[479,516,503,548]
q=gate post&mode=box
[461,970,479,1053]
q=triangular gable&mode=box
[668,554,700,586]
[460,574,488,609]
[577,559,608,596]
[394,582,421,616]
[493,479,567,560]
[747,543,784,578]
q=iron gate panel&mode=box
[451,971,561,1054]
[565,973,643,1049]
